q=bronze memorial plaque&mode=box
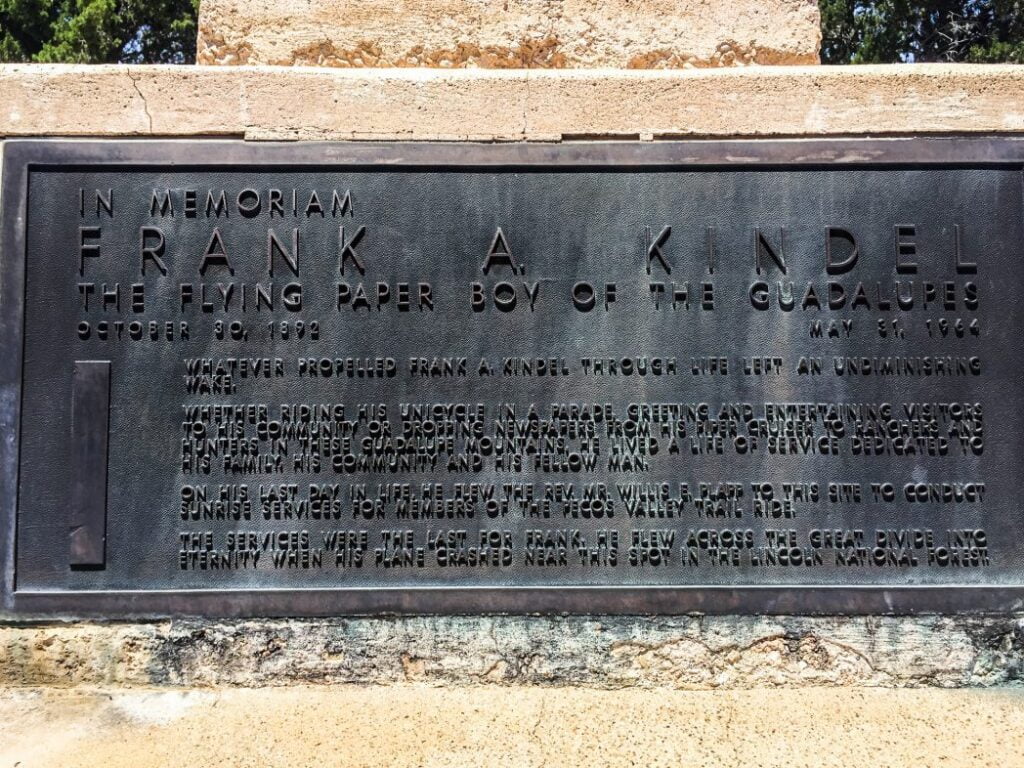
[1,139,1022,617]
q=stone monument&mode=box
[2,1,1024,765]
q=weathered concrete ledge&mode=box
[3,64,1024,141]
[3,686,1024,767]
[2,616,1022,689]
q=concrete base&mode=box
[2,616,1023,689]
[3,685,1022,767]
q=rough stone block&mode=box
[196,0,822,68]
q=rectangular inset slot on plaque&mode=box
[69,360,111,568]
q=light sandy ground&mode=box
[1,686,1023,768]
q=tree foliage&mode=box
[821,0,1024,63]
[0,0,199,64]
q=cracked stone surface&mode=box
[125,71,154,132]
[196,0,822,68]
[2,616,1022,688]
[2,686,1023,767]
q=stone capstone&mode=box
[3,64,1024,142]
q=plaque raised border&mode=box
[2,137,1023,618]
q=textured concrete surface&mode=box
[3,64,1024,141]
[2,616,1022,689]
[196,0,821,68]
[2,685,1022,767]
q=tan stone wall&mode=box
[196,0,821,68]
